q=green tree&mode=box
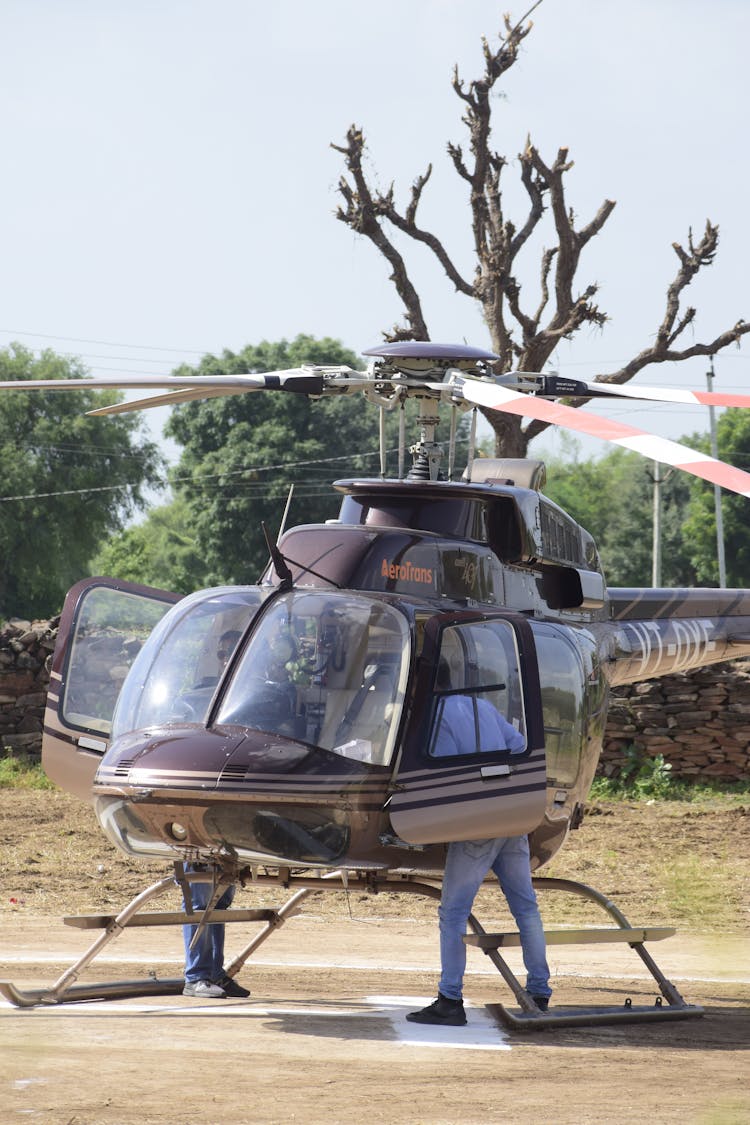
[682,410,750,586]
[542,443,694,586]
[165,335,446,586]
[0,344,162,619]
[91,496,204,593]
[595,456,693,587]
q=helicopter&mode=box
[2,340,750,1029]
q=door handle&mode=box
[480,763,511,779]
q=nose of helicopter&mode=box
[94,725,253,791]
[92,722,384,867]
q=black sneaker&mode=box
[532,996,550,1012]
[215,974,250,998]
[406,993,467,1026]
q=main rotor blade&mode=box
[536,374,750,408]
[86,386,250,415]
[0,367,371,415]
[460,377,750,497]
[0,367,376,392]
[0,373,271,392]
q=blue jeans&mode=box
[182,869,236,984]
[438,835,551,1001]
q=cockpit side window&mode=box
[427,620,527,759]
[61,585,173,736]
[530,622,585,785]
[111,588,267,737]
[216,591,410,767]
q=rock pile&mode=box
[0,617,59,758]
[601,661,750,782]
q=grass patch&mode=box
[589,774,750,807]
[0,754,56,790]
[658,850,732,927]
[590,746,750,806]
[691,1099,750,1125]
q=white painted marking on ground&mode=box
[0,993,511,1049]
[3,1001,264,1016]
[369,995,511,1051]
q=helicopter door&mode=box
[43,577,180,800]
[388,613,546,845]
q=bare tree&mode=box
[331,4,749,457]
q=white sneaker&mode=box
[183,979,226,998]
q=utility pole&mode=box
[706,356,727,587]
[651,461,662,587]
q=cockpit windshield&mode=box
[216,591,411,767]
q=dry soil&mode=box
[1,790,748,1125]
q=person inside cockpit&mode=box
[171,629,243,724]
[195,629,243,689]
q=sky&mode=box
[1,0,748,476]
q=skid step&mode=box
[464,926,675,950]
[64,908,278,930]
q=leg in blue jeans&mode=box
[182,875,236,984]
[438,836,550,1001]
[491,835,551,999]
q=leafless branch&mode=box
[599,221,750,386]
[375,174,474,297]
[525,145,616,333]
[331,126,429,340]
[331,6,747,457]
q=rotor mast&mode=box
[364,342,499,483]
[407,396,443,480]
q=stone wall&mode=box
[601,661,750,782]
[2,617,749,782]
[0,617,59,758]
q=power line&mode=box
[9,441,158,461]
[0,450,380,503]
[0,328,211,355]
[0,433,477,504]
[3,326,746,371]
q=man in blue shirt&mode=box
[407,661,551,1025]
[431,690,527,757]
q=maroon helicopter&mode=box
[3,342,750,1026]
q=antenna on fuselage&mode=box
[261,521,294,590]
[278,484,295,540]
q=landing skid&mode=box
[0,868,702,1029]
[0,866,441,1009]
[465,875,703,1030]
[0,977,186,1009]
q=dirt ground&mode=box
[1,790,749,1125]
